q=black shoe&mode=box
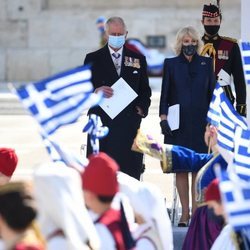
[178,220,189,227]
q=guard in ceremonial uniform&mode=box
[33,163,100,250]
[81,152,136,250]
[201,3,247,116]
[118,171,173,250]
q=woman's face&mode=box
[181,34,198,57]
[182,34,197,46]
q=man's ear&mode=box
[201,19,204,25]
[104,32,108,41]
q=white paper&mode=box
[167,104,180,131]
[99,77,138,119]
[218,69,231,86]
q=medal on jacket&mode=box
[218,50,229,60]
[124,56,141,68]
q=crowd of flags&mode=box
[206,41,250,233]
[207,83,248,152]
[208,83,250,232]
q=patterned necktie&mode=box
[112,52,121,74]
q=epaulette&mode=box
[221,36,238,43]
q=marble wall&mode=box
[0,0,241,82]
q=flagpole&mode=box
[241,0,250,126]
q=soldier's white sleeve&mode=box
[47,236,67,250]
[136,238,156,250]
[95,223,116,250]
[211,224,237,250]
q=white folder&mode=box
[99,77,138,119]
[167,104,180,131]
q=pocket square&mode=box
[133,70,138,74]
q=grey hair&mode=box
[174,26,203,55]
[105,17,127,33]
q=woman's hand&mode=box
[204,124,218,152]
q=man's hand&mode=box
[136,106,144,117]
[160,120,172,136]
[95,86,113,98]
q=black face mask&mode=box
[182,44,197,56]
[207,207,225,225]
[204,25,220,36]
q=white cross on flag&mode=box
[14,65,102,135]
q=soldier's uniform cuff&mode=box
[236,104,246,116]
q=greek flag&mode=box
[15,65,102,135]
[83,114,109,154]
[42,133,87,172]
[207,83,224,126]
[234,126,250,181]
[240,41,250,85]
[217,93,248,151]
[216,165,250,231]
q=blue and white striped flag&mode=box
[42,132,87,172]
[207,83,224,126]
[234,126,250,181]
[14,65,103,135]
[216,165,250,231]
[217,94,248,151]
[240,41,250,85]
[83,114,109,154]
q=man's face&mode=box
[106,22,127,37]
[105,22,128,50]
[202,16,221,26]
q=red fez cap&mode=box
[202,4,221,18]
[0,148,18,177]
[205,178,221,202]
[81,152,119,196]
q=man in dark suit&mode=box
[201,3,247,116]
[84,17,151,180]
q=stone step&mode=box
[173,227,188,250]
[0,93,27,115]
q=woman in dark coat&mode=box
[159,26,215,226]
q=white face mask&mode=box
[108,35,126,49]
